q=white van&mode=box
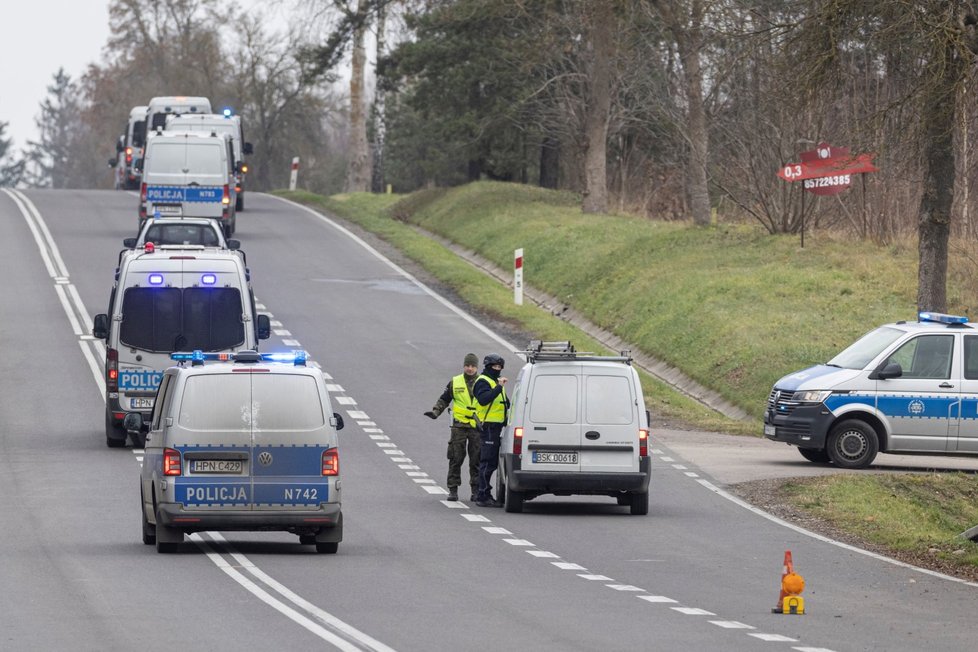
[110,105,149,190]
[137,131,237,235]
[145,96,211,133]
[166,111,254,210]
[130,350,344,554]
[92,246,271,447]
[497,342,651,514]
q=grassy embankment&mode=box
[277,182,978,575]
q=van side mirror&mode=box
[256,314,271,340]
[108,158,118,168]
[331,412,345,431]
[227,239,240,250]
[870,362,903,380]
[645,409,651,427]
[93,313,109,339]
[123,412,144,433]
[123,237,137,248]
[243,142,254,155]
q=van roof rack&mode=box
[521,340,632,365]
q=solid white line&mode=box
[269,195,521,355]
[54,284,83,335]
[190,534,380,651]
[3,189,57,277]
[66,283,93,329]
[695,478,978,587]
[18,189,70,278]
[78,340,106,399]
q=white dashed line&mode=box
[578,573,612,580]
[369,435,389,441]
[413,478,435,484]
[346,410,369,419]
[527,551,560,558]
[422,486,448,495]
[363,428,383,433]
[709,621,754,629]
[440,501,469,509]
[282,339,300,346]
[376,442,396,448]
[406,472,428,477]
[606,584,644,592]
[672,607,716,616]
[357,421,376,427]
[390,457,411,463]
[672,464,687,470]
[637,595,677,604]
[461,514,490,522]
[273,329,291,336]
[749,634,798,642]
[659,456,674,462]
[398,464,420,470]
[684,472,700,477]
[482,527,512,535]
[325,384,344,392]
[335,396,357,405]
[382,449,405,455]
[503,539,534,547]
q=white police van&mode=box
[764,312,978,468]
[110,105,148,190]
[129,350,344,554]
[496,341,651,514]
[92,245,270,448]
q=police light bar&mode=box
[201,273,217,285]
[169,350,307,365]
[222,107,233,117]
[918,312,969,324]
[261,350,308,366]
[148,273,164,285]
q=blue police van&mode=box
[764,312,978,468]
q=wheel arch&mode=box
[829,408,889,452]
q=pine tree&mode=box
[23,68,83,189]
[0,121,25,187]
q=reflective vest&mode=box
[476,375,507,423]
[451,374,479,427]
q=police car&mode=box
[130,350,344,553]
[124,216,236,251]
[764,312,978,468]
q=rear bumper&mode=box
[157,502,342,533]
[503,454,651,494]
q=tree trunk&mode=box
[539,135,560,188]
[370,2,387,193]
[673,0,710,226]
[345,0,371,193]
[581,2,615,214]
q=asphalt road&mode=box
[2,188,977,652]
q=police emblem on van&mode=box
[909,399,925,415]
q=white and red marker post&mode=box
[288,156,300,191]
[514,248,524,305]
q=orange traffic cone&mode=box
[773,550,805,614]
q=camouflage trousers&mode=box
[447,425,481,492]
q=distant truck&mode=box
[145,96,212,133]
[109,105,148,190]
[166,110,254,210]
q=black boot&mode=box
[447,488,458,501]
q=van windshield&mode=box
[119,287,244,353]
[827,326,905,369]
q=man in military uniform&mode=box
[424,353,482,501]
[473,353,509,507]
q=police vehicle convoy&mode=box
[109,105,148,190]
[93,243,270,448]
[128,350,344,554]
[496,341,651,514]
[764,312,978,469]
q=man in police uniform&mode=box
[424,353,482,501]
[473,353,509,508]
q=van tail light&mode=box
[513,427,523,455]
[639,428,649,458]
[125,146,133,163]
[106,347,119,391]
[322,449,339,476]
[163,448,182,476]
[221,184,230,206]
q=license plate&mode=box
[191,460,244,474]
[131,397,154,409]
[156,204,182,215]
[764,424,776,437]
[532,451,578,464]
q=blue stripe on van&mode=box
[146,185,223,203]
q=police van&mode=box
[129,350,344,554]
[497,341,651,514]
[109,105,148,190]
[145,96,211,133]
[166,110,254,211]
[764,312,978,469]
[137,131,237,236]
[92,245,270,448]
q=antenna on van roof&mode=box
[521,340,633,364]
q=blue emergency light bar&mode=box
[201,273,217,285]
[222,107,233,117]
[170,350,307,365]
[918,312,969,324]
[148,273,164,285]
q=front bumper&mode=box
[503,454,651,494]
[763,401,833,449]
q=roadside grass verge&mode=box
[277,189,748,433]
[779,473,978,577]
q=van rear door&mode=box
[581,371,640,473]
[251,373,335,511]
[522,370,582,472]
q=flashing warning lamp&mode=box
[223,107,233,117]
[262,350,308,366]
[148,273,164,285]
[201,273,217,285]
[144,242,155,253]
[919,312,968,324]
[170,350,308,366]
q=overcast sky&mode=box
[0,0,290,152]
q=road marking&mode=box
[346,410,369,419]
[503,539,534,546]
[637,595,677,603]
[606,584,644,592]
[482,527,511,535]
[335,396,357,405]
[709,621,754,629]
[527,551,560,558]
[461,514,490,522]
[749,633,798,642]
[578,574,612,580]
[672,607,715,616]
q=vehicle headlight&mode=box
[794,390,831,404]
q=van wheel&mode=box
[141,490,156,545]
[235,195,244,211]
[798,447,831,464]
[616,494,631,506]
[504,485,524,513]
[629,492,649,515]
[316,542,339,554]
[105,411,126,448]
[826,419,878,469]
[299,534,316,546]
[495,465,506,504]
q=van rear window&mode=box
[585,375,633,425]
[178,374,325,431]
[529,375,578,423]
[120,287,244,353]
[143,224,220,246]
[252,375,325,431]
[179,375,252,433]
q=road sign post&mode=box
[514,248,524,306]
[289,156,300,191]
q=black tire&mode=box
[798,447,831,464]
[495,464,506,505]
[316,542,339,554]
[105,410,126,448]
[299,534,316,546]
[235,194,244,211]
[503,472,524,513]
[141,490,156,545]
[616,494,631,506]
[826,419,879,469]
[629,492,649,516]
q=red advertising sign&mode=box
[778,143,878,196]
